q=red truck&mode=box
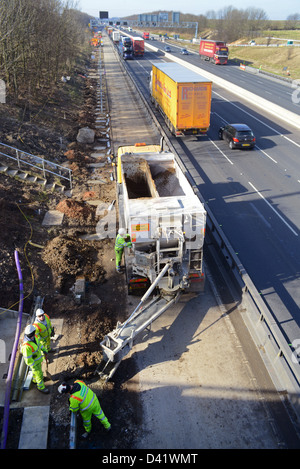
[143,32,149,39]
[199,40,228,64]
[131,37,144,56]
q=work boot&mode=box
[38,387,49,394]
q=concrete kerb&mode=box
[145,42,300,131]
[18,406,50,449]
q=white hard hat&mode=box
[25,324,36,336]
[118,228,127,237]
[36,308,45,317]
[58,383,71,394]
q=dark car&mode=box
[218,123,256,149]
[164,46,171,52]
[123,51,133,60]
[180,48,188,55]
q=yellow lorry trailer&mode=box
[150,62,212,136]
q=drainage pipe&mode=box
[0,250,24,449]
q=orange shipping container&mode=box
[150,62,212,136]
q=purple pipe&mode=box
[0,250,24,449]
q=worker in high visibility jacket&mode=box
[33,308,54,353]
[58,380,111,438]
[20,324,49,394]
[115,227,132,272]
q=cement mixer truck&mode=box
[96,142,206,380]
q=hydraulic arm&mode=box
[96,263,180,381]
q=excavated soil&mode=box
[0,52,142,449]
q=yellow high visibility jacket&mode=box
[69,380,97,413]
[115,234,132,251]
[21,336,46,369]
[33,314,52,340]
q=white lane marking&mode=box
[255,145,278,163]
[213,91,300,149]
[213,111,226,122]
[283,134,300,148]
[136,61,149,74]
[209,138,234,164]
[212,113,277,163]
[248,181,298,236]
[250,202,272,229]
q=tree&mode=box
[0,0,90,97]
[285,13,300,29]
[205,6,268,42]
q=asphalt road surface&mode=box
[124,41,300,351]
[103,34,300,449]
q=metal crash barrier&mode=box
[70,412,77,449]
[205,205,300,416]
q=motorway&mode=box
[104,34,300,448]
[119,35,300,351]
[145,37,300,116]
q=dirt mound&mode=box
[42,234,105,289]
[56,198,95,221]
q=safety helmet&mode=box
[25,324,36,337]
[118,228,127,237]
[36,308,45,317]
[58,383,71,394]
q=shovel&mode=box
[44,353,53,381]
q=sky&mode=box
[78,0,300,21]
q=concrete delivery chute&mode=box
[96,263,179,381]
[96,143,206,381]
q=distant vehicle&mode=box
[180,48,188,55]
[112,31,120,43]
[122,36,132,46]
[143,32,150,40]
[164,46,171,52]
[131,37,144,56]
[119,40,133,60]
[199,39,228,64]
[123,51,133,60]
[218,124,256,149]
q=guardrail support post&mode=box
[16,149,20,168]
